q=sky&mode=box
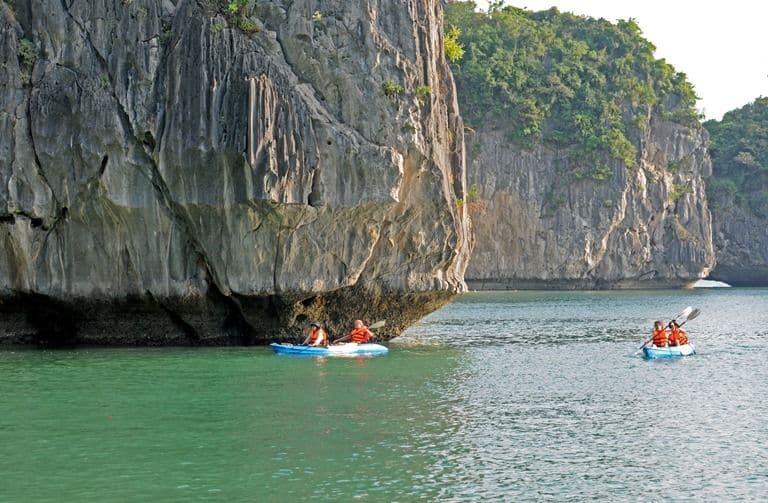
[470,1,768,120]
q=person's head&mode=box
[310,321,321,329]
[654,320,663,330]
[353,319,364,328]
[670,320,679,329]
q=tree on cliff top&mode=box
[705,97,768,218]
[445,1,700,179]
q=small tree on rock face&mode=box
[17,39,37,68]
[457,183,487,217]
[382,80,405,98]
[444,26,464,63]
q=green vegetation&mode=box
[704,97,768,217]
[444,26,464,63]
[445,2,700,180]
[160,26,174,45]
[17,38,37,68]
[201,0,259,34]
[456,183,485,215]
[415,85,432,103]
[670,183,692,203]
[382,80,405,98]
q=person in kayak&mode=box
[652,320,667,347]
[333,319,373,345]
[667,320,689,346]
[302,321,329,347]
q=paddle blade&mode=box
[369,320,386,329]
[676,306,693,320]
[686,308,701,321]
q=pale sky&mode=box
[470,1,768,120]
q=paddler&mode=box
[332,319,373,345]
[302,321,329,347]
[667,320,689,346]
[651,320,667,347]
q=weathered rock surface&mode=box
[465,117,716,289]
[0,0,470,345]
[708,203,768,286]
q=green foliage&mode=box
[445,2,701,179]
[160,27,174,45]
[542,188,567,215]
[704,97,768,217]
[203,0,258,34]
[670,183,692,203]
[227,0,244,14]
[415,85,432,102]
[238,17,258,33]
[312,10,322,22]
[444,25,464,63]
[17,38,37,68]
[415,85,432,106]
[456,183,486,215]
[382,80,405,98]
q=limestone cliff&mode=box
[0,0,470,344]
[708,202,768,286]
[704,98,768,286]
[465,117,716,289]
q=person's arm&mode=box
[301,334,310,345]
[333,334,351,344]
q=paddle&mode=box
[331,320,386,344]
[366,320,386,342]
[637,306,693,351]
[674,308,700,330]
[369,320,386,330]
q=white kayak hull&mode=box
[643,343,696,358]
[270,342,389,356]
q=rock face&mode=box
[0,0,470,345]
[465,117,716,289]
[709,203,768,286]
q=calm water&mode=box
[1,288,767,501]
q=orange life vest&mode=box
[652,328,667,347]
[349,326,370,344]
[307,327,327,346]
[668,327,688,346]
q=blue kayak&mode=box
[643,343,696,358]
[270,342,389,356]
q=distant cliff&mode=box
[447,3,715,289]
[465,119,715,289]
[0,0,470,344]
[705,98,768,286]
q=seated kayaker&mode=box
[667,320,689,346]
[302,321,328,347]
[651,320,667,347]
[332,319,373,345]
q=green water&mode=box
[0,348,460,502]
[2,288,767,501]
